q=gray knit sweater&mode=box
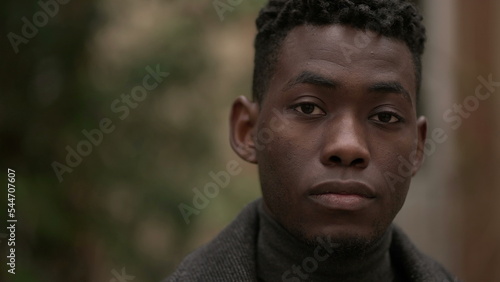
[166,199,458,282]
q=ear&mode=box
[229,96,259,164]
[411,116,427,176]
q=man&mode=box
[168,0,458,281]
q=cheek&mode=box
[256,127,303,187]
[373,136,416,210]
[255,122,313,214]
[255,114,311,172]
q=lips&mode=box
[308,180,376,211]
[309,180,376,198]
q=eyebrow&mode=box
[368,82,413,105]
[283,71,413,105]
[283,71,338,91]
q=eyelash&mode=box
[290,103,405,124]
[370,111,404,124]
[291,102,325,116]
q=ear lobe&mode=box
[412,116,427,176]
[229,96,259,164]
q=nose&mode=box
[320,115,370,168]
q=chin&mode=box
[295,220,387,248]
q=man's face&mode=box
[247,24,427,245]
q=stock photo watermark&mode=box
[281,236,460,282]
[213,0,246,21]
[51,65,170,183]
[281,236,340,282]
[338,21,384,64]
[178,160,243,224]
[384,73,500,188]
[6,169,17,275]
[110,267,135,282]
[7,0,73,54]
[443,74,500,130]
[178,106,290,224]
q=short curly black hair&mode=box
[252,0,426,103]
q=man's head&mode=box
[230,0,427,251]
[253,0,426,104]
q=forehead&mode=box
[270,24,417,102]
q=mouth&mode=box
[308,180,376,211]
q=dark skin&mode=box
[230,24,427,248]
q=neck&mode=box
[256,203,395,282]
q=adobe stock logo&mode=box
[383,73,500,189]
[7,0,72,54]
[109,268,135,282]
[281,236,340,282]
[213,0,245,21]
[51,65,169,183]
[178,160,243,224]
[178,106,290,224]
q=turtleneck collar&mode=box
[256,202,396,282]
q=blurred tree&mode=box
[0,0,265,281]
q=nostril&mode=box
[328,156,366,167]
[350,158,365,167]
[330,156,342,164]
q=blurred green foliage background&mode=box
[0,0,265,281]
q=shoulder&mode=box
[165,199,262,282]
[390,225,461,282]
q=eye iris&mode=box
[378,113,392,122]
[300,104,315,114]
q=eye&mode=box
[370,112,402,124]
[293,103,325,116]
